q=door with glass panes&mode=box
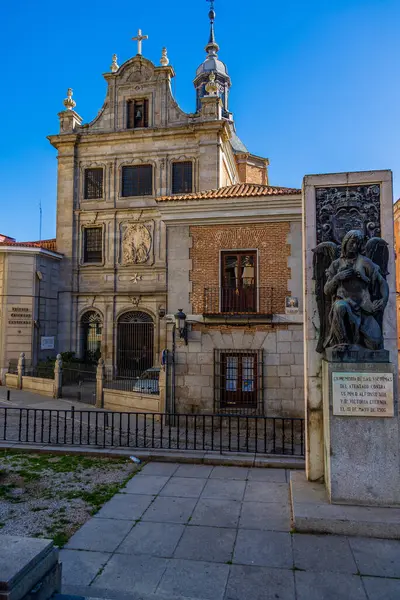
[221,352,257,409]
[221,251,257,312]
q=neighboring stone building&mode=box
[394,198,400,346]
[0,238,61,379]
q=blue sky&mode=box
[1,0,399,241]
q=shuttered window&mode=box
[84,168,103,200]
[172,161,193,194]
[122,165,153,197]
[127,99,149,129]
[83,228,103,263]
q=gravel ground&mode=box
[0,451,138,546]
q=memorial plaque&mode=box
[332,372,394,417]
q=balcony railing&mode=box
[203,286,274,316]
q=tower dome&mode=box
[194,1,232,118]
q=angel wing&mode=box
[364,237,389,277]
[312,242,339,353]
[364,237,389,330]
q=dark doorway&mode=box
[117,311,154,377]
[81,311,102,364]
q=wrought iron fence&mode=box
[24,365,54,380]
[203,286,274,315]
[104,367,160,395]
[62,367,97,405]
[0,406,304,456]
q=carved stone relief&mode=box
[316,185,381,245]
[121,221,154,265]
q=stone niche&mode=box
[302,170,399,507]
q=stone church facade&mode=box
[1,10,306,417]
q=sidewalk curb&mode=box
[0,442,305,469]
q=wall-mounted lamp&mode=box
[174,308,188,345]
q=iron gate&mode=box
[117,311,154,377]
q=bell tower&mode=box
[194,0,232,119]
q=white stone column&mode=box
[17,352,25,390]
[54,354,63,399]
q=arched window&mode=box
[117,311,154,377]
[81,311,103,364]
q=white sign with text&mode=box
[332,372,394,417]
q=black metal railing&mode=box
[104,368,160,395]
[0,407,304,456]
[203,286,274,315]
[24,366,54,380]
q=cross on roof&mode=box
[132,28,148,55]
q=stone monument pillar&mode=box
[302,170,400,506]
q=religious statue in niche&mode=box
[122,222,153,265]
[313,230,389,354]
[316,185,381,245]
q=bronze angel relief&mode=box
[313,230,389,354]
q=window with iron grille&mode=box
[127,99,149,129]
[84,168,103,200]
[214,349,264,415]
[122,165,153,197]
[172,161,193,194]
[83,228,103,263]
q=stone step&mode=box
[56,587,210,600]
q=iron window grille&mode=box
[84,168,103,200]
[127,99,149,129]
[214,349,264,415]
[122,165,153,197]
[172,161,193,194]
[83,228,103,263]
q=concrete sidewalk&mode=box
[60,462,400,600]
[0,387,97,411]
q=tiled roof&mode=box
[157,183,301,202]
[0,238,58,252]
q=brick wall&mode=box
[189,223,291,314]
[235,159,267,185]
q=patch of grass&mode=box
[0,522,5,528]
[31,506,48,512]
[15,469,40,482]
[52,531,69,548]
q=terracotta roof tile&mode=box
[0,238,58,252]
[157,183,301,202]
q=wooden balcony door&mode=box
[221,251,257,312]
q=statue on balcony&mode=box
[313,230,389,354]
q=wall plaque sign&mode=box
[41,336,55,350]
[8,306,32,326]
[332,372,394,417]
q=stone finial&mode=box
[205,71,218,96]
[160,47,169,66]
[110,54,119,73]
[63,88,76,111]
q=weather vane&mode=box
[206,0,215,11]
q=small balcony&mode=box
[203,286,274,320]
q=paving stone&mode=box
[225,565,295,600]
[201,479,246,501]
[239,502,291,531]
[173,464,213,478]
[159,477,206,498]
[123,475,170,495]
[233,529,293,569]
[293,534,357,574]
[59,549,111,586]
[92,553,167,594]
[349,537,400,577]
[295,571,367,600]
[157,559,230,600]
[247,468,287,483]
[138,462,179,476]
[244,481,290,504]
[116,522,184,558]
[65,518,133,552]
[141,496,198,524]
[210,466,249,480]
[191,498,242,528]
[93,494,154,520]
[362,576,400,600]
[174,525,236,563]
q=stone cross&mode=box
[132,29,148,55]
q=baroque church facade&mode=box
[1,7,306,417]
